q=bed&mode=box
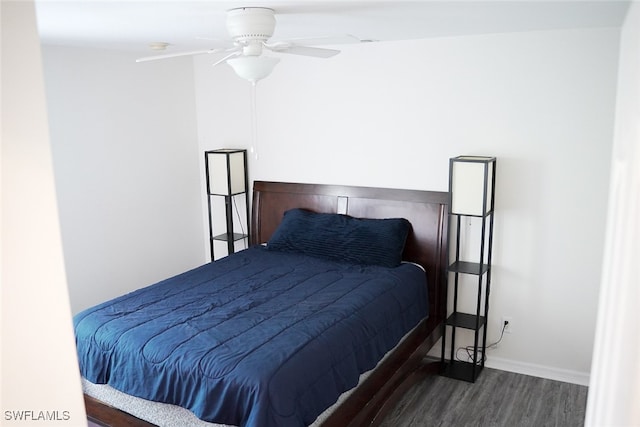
[77,181,449,427]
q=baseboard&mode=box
[485,356,590,386]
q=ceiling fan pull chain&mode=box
[250,81,259,160]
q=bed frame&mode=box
[251,181,449,426]
[84,181,449,427]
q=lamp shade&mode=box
[227,56,280,83]
[450,156,496,216]
[206,149,247,196]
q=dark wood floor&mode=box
[378,367,588,427]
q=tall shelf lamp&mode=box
[441,156,496,382]
[205,149,250,261]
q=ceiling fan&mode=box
[136,7,355,83]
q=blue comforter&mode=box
[74,246,428,427]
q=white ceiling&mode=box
[35,1,630,56]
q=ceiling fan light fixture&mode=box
[227,56,280,83]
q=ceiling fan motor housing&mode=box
[227,7,276,43]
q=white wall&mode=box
[195,27,620,383]
[586,2,640,425]
[42,46,206,314]
[1,1,86,423]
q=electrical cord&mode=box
[487,321,507,350]
[232,195,246,237]
[455,321,508,365]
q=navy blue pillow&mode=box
[267,208,411,267]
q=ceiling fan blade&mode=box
[211,52,241,67]
[266,44,340,58]
[274,34,361,46]
[136,48,226,63]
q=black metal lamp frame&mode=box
[204,149,250,261]
[441,155,496,383]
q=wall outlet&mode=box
[501,316,513,334]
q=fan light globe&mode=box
[227,56,280,83]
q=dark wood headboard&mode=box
[251,180,449,334]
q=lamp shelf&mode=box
[446,312,486,331]
[212,232,248,242]
[448,261,490,276]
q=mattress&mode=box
[74,246,428,427]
